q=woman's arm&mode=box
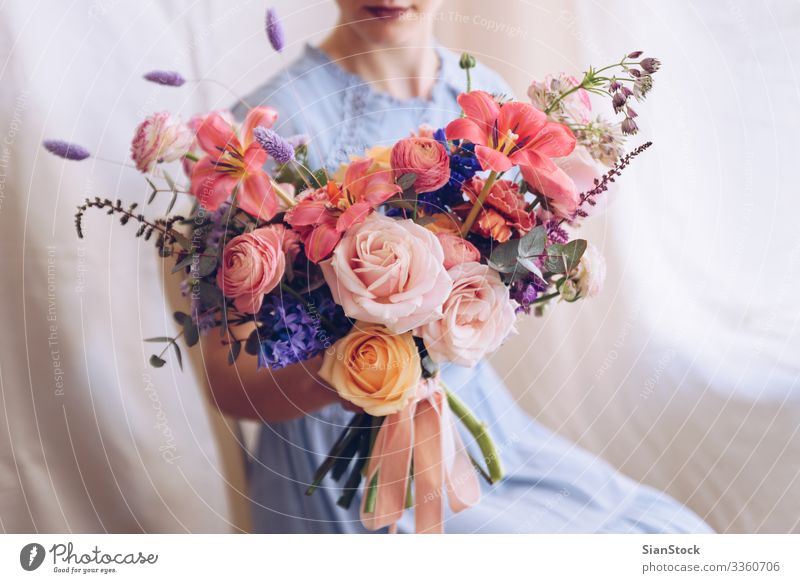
[200,322,341,422]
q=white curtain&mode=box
[1,0,797,534]
[447,0,800,532]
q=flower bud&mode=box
[627,51,644,59]
[640,57,661,73]
[459,52,476,70]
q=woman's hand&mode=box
[201,323,345,422]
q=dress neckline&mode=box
[302,42,461,107]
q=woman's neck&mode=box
[319,27,439,101]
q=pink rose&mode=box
[216,226,286,314]
[418,262,517,367]
[321,214,452,333]
[436,233,480,270]
[131,112,192,173]
[390,137,450,194]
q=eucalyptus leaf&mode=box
[183,318,200,348]
[198,281,223,306]
[518,225,547,257]
[149,354,166,368]
[544,239,587,274]
[489,238,520,270]
[197,254,218,277]
[227,341,241,365]
[245,327,263,356]
[171,342,184,371]
[173,311,189,325]
[171,254,194,274]
[397,172,417,193]
[517,256,544,280]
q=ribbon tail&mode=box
[360,405,414,531]
[413,399,445,534]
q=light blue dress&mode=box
[234,43,712,534]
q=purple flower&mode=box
[265,8,285,53]
[253,126,295,164]
[142,70,186,87]
[42,139,90,161]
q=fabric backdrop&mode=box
[1,0,797,534]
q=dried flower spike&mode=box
[266,8,285,53]
[143,70,186,87]
[253,126,295,164]
[43,139,91,161]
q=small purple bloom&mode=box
[253,126,295,164]
[266,8,285,53]
[42,139,91,161]
[143,70,186,87]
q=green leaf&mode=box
[197,254,217,277]
[146,178,158,205]
[144,336,174,343]
[227,341,241,365]
[149,354,166,368]
[183,317,200,348]
[487,259,518,274]
[173,311,190,325]
[312,169,328,188]
[489,238,520,270]
[517,256,544,280]
[171,254,195,274]
[197,281,223,306]
[245,327,263,356]
[397,172,417,193]
[544,239,588,274]
[518,225,547,258]
[171,342,184,371]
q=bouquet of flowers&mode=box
[45,10,659,533]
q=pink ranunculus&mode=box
[216,226,286,314]
[436,233,480,270]
[418,262,517,367]
[131,112,193,174]
[320,213,452,334]
[390,137,450,194]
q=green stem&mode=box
[270,177,297,208]
[443,383,503,484]
[530,291,559,305]
[459,170,498,237]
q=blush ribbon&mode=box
[359,379,481,533]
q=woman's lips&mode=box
[363,6,410,20]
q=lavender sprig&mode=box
[253,126,295,164]
[43,139,91,161]
[143,70,186,87]
[266,8,285,53]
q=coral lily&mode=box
[286,158,401,263]
[445,90,579,214]
[190,106,282,220]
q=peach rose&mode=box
[318,322,421,416]
[131,112,192,173]
[436,233,481,270]
[320,214,452,333]
[390,137,450,193]
[216,226,285,314]
[418,262,517,367]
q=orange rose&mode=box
[318,322,421,416]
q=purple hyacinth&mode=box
[42,139,91,161]
[143,70,186,87]
[253,126,295,164]
[265,8,285,53]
